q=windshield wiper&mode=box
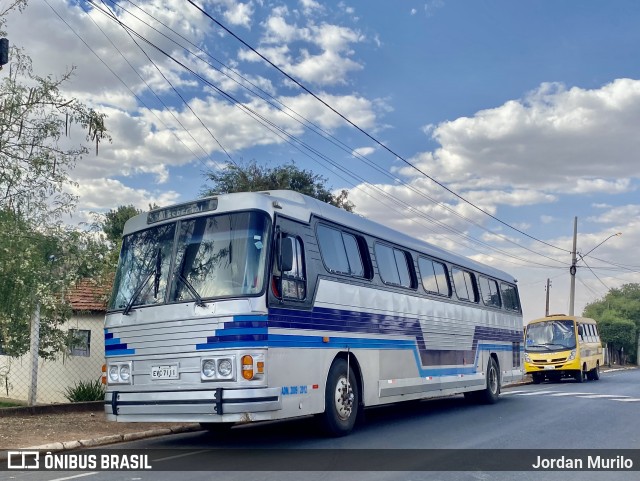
[176,272,206,307]
[175,245,205,307]
[123,248,162,315]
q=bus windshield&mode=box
[109,211,271,311]
[525,319,576,351]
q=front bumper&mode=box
[105,387,281,421]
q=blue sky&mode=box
[5,0,640,319]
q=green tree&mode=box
[583,283,640,364]
[202,160,355,212]
[0,12,112,360]
[101,205,143,245]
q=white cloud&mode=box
[68,178,180,212]
[567,178,633,194]
[587,205,640,224]
[399,79,640,192]
[243,6,365,86]
[352,146,376,157]
[299,0,323,17]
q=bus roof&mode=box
[122,190,518,284]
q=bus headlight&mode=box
[568,350,576,361]
[107,361,132,385]
[120,364,131,382]
[201,356,235,381]
[218,359,233,377]
[202,360,216,378]
[524,353,531,363]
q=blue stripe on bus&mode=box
[105,349,136,357]
[104,329,136,357]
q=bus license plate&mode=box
[151,365,179,380]
[543,365,556,370]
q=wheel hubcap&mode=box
[334,375,354,421]
[488,367,498,393]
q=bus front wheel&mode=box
[320,358,359,437]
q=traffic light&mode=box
[0,38,9,67]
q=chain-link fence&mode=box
[0,313,104,405]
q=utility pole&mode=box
[545,278,552,316]
[568,216,578,316]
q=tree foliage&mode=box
[202,160,355,212]
[583,283,640,363]
[0,33,112,359]
[101,204,143,245]
[0,210,109,358]
[0,48,110,222]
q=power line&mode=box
[185,0,570,255]
[89,0,236,167]
[44,0,212,173]
[91,0,568,267]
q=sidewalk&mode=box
[0,402,201,453]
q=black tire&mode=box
[575,369,585,383]
[320,358,359,437]
[472,357,500,404]
[588,363,600,381]
[531,373,542,384]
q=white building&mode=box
[0,280,109,404]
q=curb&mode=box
[0,424,203,459]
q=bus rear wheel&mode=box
[466,358,500,404]
[320,358,359,437]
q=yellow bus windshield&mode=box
[525,319,576,352]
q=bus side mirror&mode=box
[578,325,583,336]
[277,236,294,273]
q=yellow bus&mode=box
[524,315,604,384]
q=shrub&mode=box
[63,379,105,402]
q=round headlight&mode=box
[109,365,119,382]
[119,364,131,382]
[202,360,216,378]
[218,359,233,377]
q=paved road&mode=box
[7,368,639,481]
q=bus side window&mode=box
[316,224,368,278]
[479,275,501,308]
[500,283,521,312]
[418,256,451,297]
[452,268,478,302]
[594,324,600,343]
[588,324,595,343]
[375,243,416,289]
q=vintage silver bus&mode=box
[104,190,523,436]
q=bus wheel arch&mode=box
[320,354,361,437]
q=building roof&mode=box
[67,279,112,312]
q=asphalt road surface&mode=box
[6,367,639,481]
